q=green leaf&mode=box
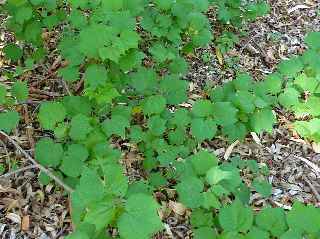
[250,109,276,133]
[58,66,80,82]
[102,115,130,138]
[38,102,66,130]
[190,209,214,227]
[190,150,218,175]
[201,191,221,209]
[287,202,320,234]
[102,163,128,197]
[262,73,283,94]
[245,227,269,239]
[0,85,6,104]
[15,6,33,24]
[3,44,23,61]
[148,116,166,136]
[130,68,157,93]
[84,64,108,89]
[142,95,167,116]
[252,179,272,197]
[12,81,28,102]
[60,144,88,177]
[77,168,104,205]
[192,100,214,117]
[194,227,217,239]
[176,176,204,208]
[278,57,304,78]
[191,118,217,142]
[222,122,247,141]
[305,32,320,50]
[118,194,163,239]
[278,87,300,108]
[213,102,238,126]
[0,111,20,133]
[255,207,288,237]
[206,166,233,185]
[35,138,63,167]
[69,114,93,141]
[219,200,253,232]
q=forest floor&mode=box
[1,0,320,238]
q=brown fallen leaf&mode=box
[21,215,30,231]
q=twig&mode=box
[0,165,37,179]
[294,155,320,177]
[0,131,74,193]
[302,176,320,203]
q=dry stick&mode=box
[0,165,38,179]
[302,175,320,203]
[0,131,74,193]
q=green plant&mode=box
[1,0,320,239]
[277,32,320,143]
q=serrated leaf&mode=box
[213,102,238,126]
[287,202,320,234]
[60,144,88,177]
[102,115,130,138]
[245,227,269,239]
[190,150,218,175]
[148,116,166,136]
[58,66,79,82]
[278,87,300,108]
[84,64,108,89]
[130,68,157,93]
[219,200,253,232]
[143,95,166,116]
[12,81,28,102]
[176,177,204,208]
[35,138,63,167]
[305,32,320,50]
[102,163,128,197]
[3,44,23,61]
[252,179,272,197]
[255,207,288,237]
[191,118,217,142]
[69,114,92,141]
[118,194,163,239]
[192,100,214,117]
[250,109,276,133]
[38,102,66,130]
[278,57,304,78]
[77,168,104,205]
[0,111,20,133]
[206,166,232,185]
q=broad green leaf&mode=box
[69,114,92,141]
[142,95,166,116]
[38,102,66,130]
[102,115,130,138]
[201,191,221,209]
[219,200,253,232]
[252,179,272,197]
[84,64,108,89]
[262,73,282,94]
[245,227,269,239]
[190,209,214,227]
[287,202,320,234]
[278,87,300,108]
[250,109,276,133]
[278,57,304,78]
[193,227,217,239]
[176,176,204,208]
[102,163,128,197]
[3,43,23,61]
[77,168,104,205]
[35,138,63,167]
[213,102,238,126]
[0,85,6,104]
[58,66,80,82]
[148,116,166,136]
[0,111,20,133]
[305,32,320,50]
[191,118,217,142]
[206,166,232,185]
[255,207,288,237]
[15,6,33,24]
[12,81,28,102]
[118,194,163,239]
[190,150,218,175]
[192,100,214,117]
[130,68,157,93]
[60,144,88,177]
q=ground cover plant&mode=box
[0,0,320,238]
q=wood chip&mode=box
[21,215,30,231]
[224,140,239,160]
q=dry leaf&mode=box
[21,215,30,231]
